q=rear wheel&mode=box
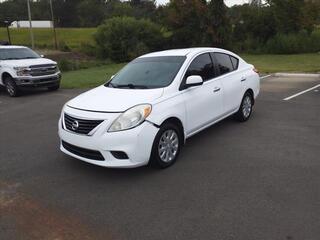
[149,122,182,168]
[235,92,253,122]
[4,76,20,97]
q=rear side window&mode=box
[185,53,215,81]
[213,53,235,75]
[230,56,239,70]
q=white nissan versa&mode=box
[58,48,260,168]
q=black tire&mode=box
[48,84,60,91]
[235,91,253,122]
[4,76,20,97]
[149,122,183,169]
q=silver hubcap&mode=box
[6,82,15,95]
[158,130,179,163]
[242,96,252,118]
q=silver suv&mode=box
[0,45,61,97]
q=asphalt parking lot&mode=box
[1,75,320,240]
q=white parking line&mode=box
[283,84,320,101]
[260,75,272,80]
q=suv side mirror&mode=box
[40,54,44,58]
[185,75,203,88]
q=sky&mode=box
[156,0,250,7]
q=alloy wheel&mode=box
[158,129,179,163]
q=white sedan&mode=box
[58,48,260,168]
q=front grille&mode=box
[29,64,58,76]
[62,141,104,161]
[64,113,103,135]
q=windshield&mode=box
[0,48,40,60]
[106,56,186,89]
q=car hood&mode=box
[67,85,164,112]
[1,58,56,67]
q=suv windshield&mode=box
[106,56,186,89]
[0,48,40,60]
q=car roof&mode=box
[0,45,27,49]
[139,47,231,58]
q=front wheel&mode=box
[4,77,20,97]
[48,84,60,91]
[149,122,182,169]
[235,92,253,122]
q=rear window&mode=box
[213,53,234,75]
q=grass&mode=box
[61,53,320,88]
[61,63,126,89]
[241,53,320,73]
[0,28,95,50]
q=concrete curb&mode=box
[273,73,320,78]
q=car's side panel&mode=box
[216,70,244,114]
[182,79,224,135]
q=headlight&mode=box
[14,67,31,76]
[108,104,152,132]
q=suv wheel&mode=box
[150,122,182,168]
[48,84,60,91]
[235,92,253,122]
[4,76,20,97]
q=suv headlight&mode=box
[14,67,31,76]
[108,104,152,132]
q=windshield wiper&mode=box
[112,83,149,89]
[2,58,19,60]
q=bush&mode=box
[264,30,320,54]
[94,16,166,62]
[58,59,74,71]
[59,40,71,52]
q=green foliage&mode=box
[58,58,110,72]
[206,0,232,48]
[241,53,320,73]
[164,0,208,47]
[0,28,95,50]
[94,16,166,62]
[265,30,320,54]
[61,63,126,88]
[1,0,319,56]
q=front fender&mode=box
[0,67,17,85]
[147,94,187,138]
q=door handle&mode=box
[213,87,221,93]
[241,77,247,82]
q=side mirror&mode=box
[185,75,203,88]
[40,54,44,58]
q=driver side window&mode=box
[185,53,215,81]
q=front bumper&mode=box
[58,108,159,168]
[14,73,61,88]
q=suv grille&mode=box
[64,113,103,135]
[29,64,58,76]
[62,141,104,160]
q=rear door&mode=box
[211,52,244,114]
[181,53,224,135]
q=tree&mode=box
[77,0,106,27]
[165,0,208,48]
[94,16,166,62]
[206,0,232,47]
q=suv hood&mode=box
[67,85,164,112]
[1,58,56,67]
